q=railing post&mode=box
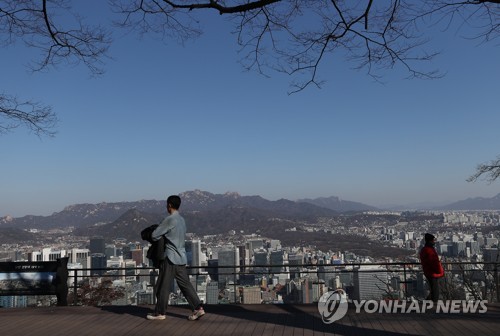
[496,262,499,303]
[195,270,199,293]
[73,269,78,306]
[403,264,408,300]
[483,266,488,300]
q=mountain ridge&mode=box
[2,191,500,232]
[437,193,500,211]
[0,190,341,230]
[297,195,379,212]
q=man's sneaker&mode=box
[147,313,166,320]
[188,307,205,321]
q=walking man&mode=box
[147,195,205,321]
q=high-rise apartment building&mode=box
[269,250,284,274]
[68,248,91,277]
[29,248,65,261]
[186,239,202,274]
[451,241,467,257]
[130,248,143,267]
[318,265,337,289]
[484,248,499,271]
[237,244,250,273]
[253,249,268,274]
[90,253,107,276]
[105,244,116,259]
[299,276,325,303]
[89,237,105,255]
[217,245,240,286]
[246,239,264,258]
[205,281,219,304]
[124,259,137,282]
[288,253,303,279]
[352,266,388,301]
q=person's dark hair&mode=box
[167,195,181,210]
[424,233,435,242]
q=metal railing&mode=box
[63,261,499,306]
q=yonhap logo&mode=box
[317,296,488,324]
[317,289,348,323]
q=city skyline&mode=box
[2,210,498,308]
[1,1,499,217]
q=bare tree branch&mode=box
[109,1,498,93]
[467,156,500,183]
[0,0,498,135]
[0,94,58,136]
[0,0,111,74]
[1,0,497,90]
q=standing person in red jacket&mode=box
[419,233,445,302]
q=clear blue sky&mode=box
[1,2,499,217]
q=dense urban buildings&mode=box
[1,211,499,308]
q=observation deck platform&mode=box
[2,303,500,336]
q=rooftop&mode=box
[2,303,500,336]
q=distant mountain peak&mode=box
[180,190,240,199]
[223,191,241,198]
[297,196,378,212]
[180,189,214,199]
